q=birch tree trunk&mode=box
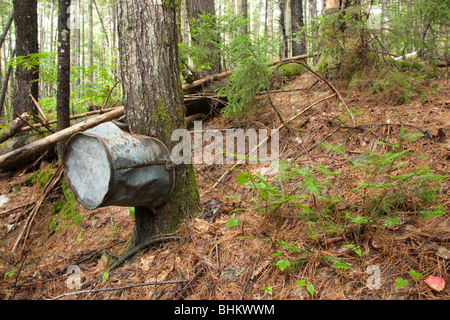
[117,0,200,248]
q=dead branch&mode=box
[277,60,357,126]
[12,164,63,256]
[352,122,433,139]
[18,107,120,132]
[14,112,40,134]
[100,80,120,111]
[0,112,30,144]
[182,54,312,92]
[29,94,48,122]
[44,278,189,300]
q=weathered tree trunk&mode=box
[13,0,39,115]
[291,0,306,56]
[117,0,200,248]
[57,0,71,156]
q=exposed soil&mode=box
[0,72,449,300]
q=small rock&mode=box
[436,246,450,260]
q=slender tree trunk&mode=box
[190,0,220,75]
[88,0,94,82]
[0,8,14,52]
[13,0,39,115]
[267,0,273,40]
[0,50,14,116]
[291,0,306,55]
[57,0,71,156]
[278,0,288,58]
[240,0,248,34]
[267,0,274,57]
[308,0,318,64]
[117,0,200,248]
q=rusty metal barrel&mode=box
[63,121,175,210]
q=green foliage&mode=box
[261,284,273,297]
[409,270,422,279]
[386,0,449,61]
[50,179,81,230]
[184,11,278,122]
[301,1,446,103]
[343,244,362,257]
[28,167,55,191]
[8,51,120,121]
[395,277,409,288]
[234,127,446,242]
[295,279,315,297]
[225,217,240,228]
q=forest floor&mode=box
[0,71,449,300]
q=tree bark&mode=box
[13,0,39,115]
[117,0,200,248]
[291,0,306,56]
[190,0,220,76]
[240,0,248,34]
[278,0,289,58]
[57,0,72,156]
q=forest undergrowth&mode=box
[0,68,448,300]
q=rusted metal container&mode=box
[63,121,174,210]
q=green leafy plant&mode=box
[225,218,240,228]
[395,277,409,288]
[261,284,273,297]
[102,269,110,283]
[274,259,291,271]
[295,279,315,298]
[409,270,423,279]
[343,244,362,257]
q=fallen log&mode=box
[0,107,124,169]
[182,54,312,92]
[18,107,120,133]
[0,113,30,144]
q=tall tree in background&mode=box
[278,0,288,58]
[190,0,220,75]
[13,0,39,115]
[240,0,248,34]
[88,0,94,82]
[56,0,71,156]
[117,0,200,248]
[291,0,306,55]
